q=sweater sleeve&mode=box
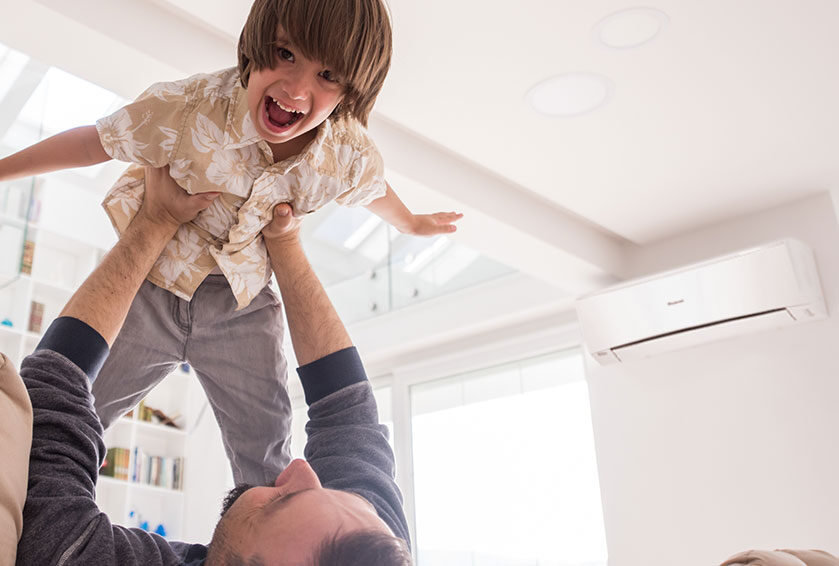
[17,349,190,565]
[298,348,411,547]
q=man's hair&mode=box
[313,529,414,565]
[238,0,393,126]
[207,530,412,566]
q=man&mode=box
[14,166,412,565]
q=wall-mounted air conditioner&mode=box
[575,239,827,365]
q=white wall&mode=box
[586,192,839,565]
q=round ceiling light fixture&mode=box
[594,7,669,49]
[526,72,613,117]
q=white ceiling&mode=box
[3,0,838,293]
[379,0,839,244]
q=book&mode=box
[20,240,34,275]
[28,301,44,333]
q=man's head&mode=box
[238,0,392,143]
[205,459,412,565]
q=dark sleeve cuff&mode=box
[297,346,368,405]
[36,317,109,381]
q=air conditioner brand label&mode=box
[667,299,685,306]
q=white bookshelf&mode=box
[0,176,102,364]
[97,366,192,540]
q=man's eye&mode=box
[277,47,294,62]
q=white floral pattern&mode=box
[97,67,387,309]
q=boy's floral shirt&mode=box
[96,67,386,309]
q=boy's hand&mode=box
[262,203,302,245]
[406,211,463,236]
[140,166,219,229]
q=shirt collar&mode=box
[223,80,263,149]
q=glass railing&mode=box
[302,202,514,324]
[0,40,514,327]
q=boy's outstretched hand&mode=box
[262,203,302,244]
[406,211,463,236]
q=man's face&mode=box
[208,459,392,564]
[246,26,345,151]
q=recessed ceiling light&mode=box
[595,7,669,49]
[526,73,613,117]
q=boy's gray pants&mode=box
[91,275,291,486]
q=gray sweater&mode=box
[16,317,409,565]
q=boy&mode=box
[0,0,461,485]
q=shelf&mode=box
[0,324,24,338]
[98,475,184,496]
[0,214,27,230]
[28,223,111,253]
[28,275,75,295]
[116,417,187,437]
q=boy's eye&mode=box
[276,47,294,62]
[319,69,340,84]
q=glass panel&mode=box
[0,42,42,288]
[303,202,515,324]
[0,42,126,290]
[411,351,608,566]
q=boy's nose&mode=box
[280,68,308,101]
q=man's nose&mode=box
[274,458,321,490]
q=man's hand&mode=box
[404,211,463,236]
[139,166,219,229]
[59,166,218,346]
[262,203,302,244]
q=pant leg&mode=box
[92,280,186,428]
[186,276,292,486]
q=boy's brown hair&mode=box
[238,0,392,127]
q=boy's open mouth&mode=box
[265,97,303,128]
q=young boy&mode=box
[0,0,461,485]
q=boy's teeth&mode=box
[271,98,302,114]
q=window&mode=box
[410,351,608,566]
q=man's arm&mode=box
[0,126,110,182]
[262,204,351,365]
[17,168,218,566]
[262,204,412,546]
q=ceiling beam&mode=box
[0,59,48,140]
[370,116,634,292]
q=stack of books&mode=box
[131,448,185,491]
[100,447,185,490]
